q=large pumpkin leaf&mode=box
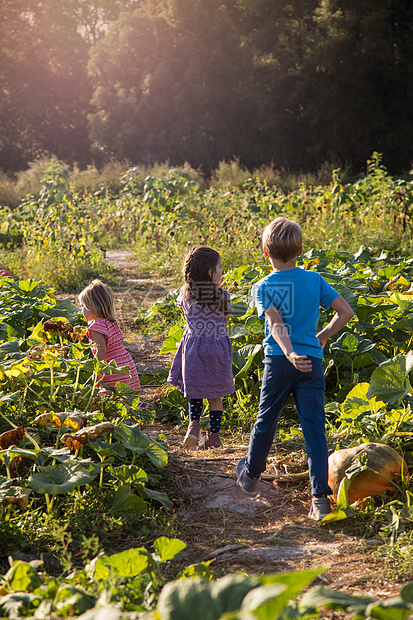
[210,574,260,616]
[0,446,38,464]
[341,382,386,419]
[94,547,150,581]
[0,592,37,618]
[141,487,173,510]
[300,586,376,615]
[89,438,126,459]
[254,568,324,618]
[107,464,148,484]
[53,584,96,616]
[153,537,186,562]
[364,597,413,620]
[108,484,147,514]
[330,332,375,362]
[28,461,98,495]
[328,283,358,313]
[367,352,413,404]
[240,583,287,619]
[4,560,43,592]
[160,325,184,354]
[156,577,214,620]
[114,423,168,468]
[232,344,263,376]
[35,447,72,465]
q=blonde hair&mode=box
[78,279,117,322]
[262,217,302,262]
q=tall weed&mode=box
[0,170,19,208]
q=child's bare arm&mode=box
[89,330,107,361]
[316,295,354,347]
[224,313,230,326]
[264,307,312,372]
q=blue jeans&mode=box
[247,355,332,496]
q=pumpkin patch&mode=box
[328,442,408,504]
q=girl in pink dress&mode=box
[78,280,141,392]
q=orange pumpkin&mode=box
[328,442,408,504]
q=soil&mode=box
[68,251,411,607]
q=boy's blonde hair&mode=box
[262,217,302,263]
[78,279,117,322]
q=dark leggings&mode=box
[189,398,223,434]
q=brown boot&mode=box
[183,420,201,448]
[198,432,223,450]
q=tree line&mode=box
[2,0,413,175]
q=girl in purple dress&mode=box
[167,246,235,449]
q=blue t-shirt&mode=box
[252,267,339,358]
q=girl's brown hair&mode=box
[78,279,117,322]
[182,246,229,313]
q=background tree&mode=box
[88,0,260,169]
[0,0,135,172]
[283,0,413,171]
[0,0,93,170]
[2,0,413,175]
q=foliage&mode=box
[150,242,413,429]
[0,544,413,619]
[0,275,172,565]
[141,201,413,542]
[4,154,413,290]
[3,159,413,554]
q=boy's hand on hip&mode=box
[286,353,312,372]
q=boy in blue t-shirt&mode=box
[236,217,354,520]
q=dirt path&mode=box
[100,251,407,602]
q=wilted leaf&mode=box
[0,426,25,449]
[61,434,88,450]
[32,412,62,428]
[45,344,70,358]
[28,345,45,360]
[67,325,88,342]
[56,412,87,430]
[61,422,115,450]
[43,319,73,333]
[5,488,31,510]
[0,476,31,509]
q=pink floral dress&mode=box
[87,318,141,390]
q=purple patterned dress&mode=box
[167,289,235,398]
